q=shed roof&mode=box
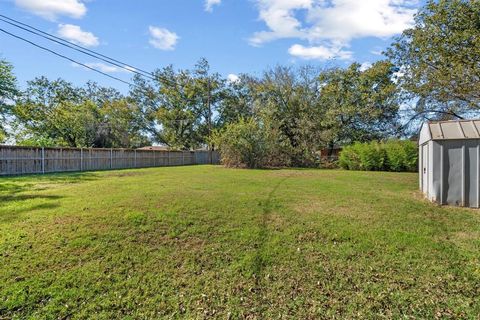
[419,120,480,145]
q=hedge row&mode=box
[339,140,418,172]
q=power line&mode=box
[1,15,231,93]
[0,21,199,123]
[0,14,184,88]
[0,14,155,80]
[0,28,135,87]
[0,28,194,123]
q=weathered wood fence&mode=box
[0,145,220,176]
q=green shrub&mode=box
[402,140,418,172]
[339,140,418,172]
[383,140,418,172]
[0,128,5,144]
[357,141,386,170]
[211,118,268,168]
[339,143,361,170]
[384,140,405,172]
[339,142,385,171]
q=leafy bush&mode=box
[383,140,404,171]
[338,143,362,170]
[211,118,268,168]
[0,129,5,144]
[15,135,60,147]
[384,140,419,172]
[339,140,417,172]
[402,141,418,172]
[357,141,386,171]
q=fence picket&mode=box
[0,146,219,176]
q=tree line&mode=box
[1,0,479,168]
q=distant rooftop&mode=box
[137,146,169,151]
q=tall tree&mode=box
[255,65,325,166]
[130,59,226,150]
[82,81,123,106]
[131,65,201,149]
[96,99,150,148]
[319,61,401,145]
[14,77,148,148]
[0,59,19,142]
[218,74,257,126]
[156,66,199,150]
[386,0,480,122]
[192,58,225,150]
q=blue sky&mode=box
[0,0,422,93]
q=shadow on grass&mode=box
[0,203,61,223]
[252,175,291,283]
[0,193,64,203]
[0,172,99,222]
[0,171,99,189]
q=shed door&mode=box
[444,141,464,206]
[421,144,428,194]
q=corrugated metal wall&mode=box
[422,140,480,208]
[440,140,480,207]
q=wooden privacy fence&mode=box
[0,145,220,176]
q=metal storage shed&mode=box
[419,120,480,207]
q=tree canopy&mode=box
[130,59,224,150]
[319,61,401,145]
[1,58,404,166]
[387,0,480,123]
[0,59,18,142]
[13,77,148,148]
[4,0,480,167]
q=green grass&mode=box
[1,166,479,319]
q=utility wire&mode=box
[0,15,205,90]
[0,15,182,87]
[0,20,204,123]
[0,28,135,87]
[0,28,194,123]
[0,14,156,80]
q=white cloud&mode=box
[305,1,417,42]
[250,0,418,60]
[227,73,240,83]
[14,0,87,20]
[205,0,221,12]
[370,49,384,56]
[288,44,352,61]
[84,63,123,73]
[124,66,137,73]
[72,62,134,74]
[57,24,99,47]
[249,0,312,46]
[148,26,179,51]
[359,61,373,71]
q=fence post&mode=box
[110,148,113,169]
[182,151,185,166]
[41,147,45,174]
[134,149,137,168]
[167,151,170,166]
[80,148,83,171]
[153,150,156,167]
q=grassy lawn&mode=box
[1,166,479,319]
